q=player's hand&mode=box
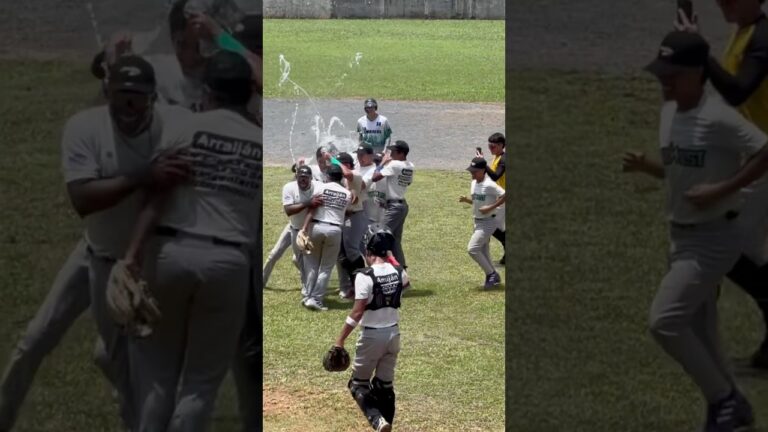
[188,12,223,40]
[479,205,494,214]
[685,183,727,208]
[105,31,133,66]
[297,157,306,166]
[148,153,191,189]
[380,153,392,166]
[475,150,483,158]
[622,151,648,173]
[309,195,324,208]
[458,195,470,204]
[674,9,699,33]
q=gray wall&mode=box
[264,0,504,19]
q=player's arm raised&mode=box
[371,153,393,183]
[621,151,665,179]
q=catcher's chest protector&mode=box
[362,266,404,311]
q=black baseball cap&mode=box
[467,157,487,171]
[296,165,312,178]
[204,50,253,98]
[107,55,156,94]
[645,31,710,76]
[356,143,374,155]
[390,140,409,153]
[327,163,344,181]
[336,152,354,167]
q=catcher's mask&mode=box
[364,224,395,258]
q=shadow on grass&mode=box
[264,285,301,292]
[479,284,505,292]
[402,289,435,298]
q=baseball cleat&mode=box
[374,417,392,432]
[304,298,328,311]
[702,390,754,432]
[484,272,501,289]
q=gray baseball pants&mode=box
[383,200,409,268]
[649,219,742,403]
[131,235,249,432]
[88,252,136,429]
[262,223,292,287]
[468,216,498,276]
[304,222,342,304]
[338,210,368,294]
[352,325,401,382]
[0,240,92,431]
[288,227,308,297]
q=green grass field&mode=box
[262,168,505,432]
[506,70,768,431]
[263,19,504,103]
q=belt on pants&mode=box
[363,323,399,330]
[155,226,243,248]
[670,210,739,230]
[85,245,117,263]
[387,199,405,204]
[312,219,341,227]
[474,214,497,221]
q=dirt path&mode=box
[264,98,505,170]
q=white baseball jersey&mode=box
[355,263,410,328]
[154,108,262,245]
[311,182,351,226]
[346,172,365,212]
[282,180,320,230]
[380,160,414,200]
[359,163,385,222]
[659,94,767,224]
[61,104,189,258]
[357,114,392,150]
[471,176,505,219]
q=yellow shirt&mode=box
[490,153,505,189]
[723,23,768,133]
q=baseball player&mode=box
[333,225,411,432]
[370,141,413,269]
[122,50,261,431]
[357,99,393,155]
[477,133,507,265]
[262,223,294,287]
[676,0,768,369]
[61,55,190,430]
[335,152,369,299]
[282,165,323,299]
[460,157,505,289]
[624,31,768,430]
[299,164,352,311]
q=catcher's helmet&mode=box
[364,98,378,110]
[364,224,395,257]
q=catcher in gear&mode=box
[332,224,410,432]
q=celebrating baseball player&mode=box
[357,98,393,155]
[61,55,189,431]
[624,31,768,431]
[675,0,768,369]
[476,132,507,265]
[298,163,352,311]
[335,152,369,299]
[282,165,323,299]
[370,140,413,269]
[328,225,410,432]
[121,50,261,430]
[460,157,505,289]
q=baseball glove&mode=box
[106,260,162,338]
[296,229,314,253]
[322,345,350,372]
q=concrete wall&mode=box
[264,0,504,19]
